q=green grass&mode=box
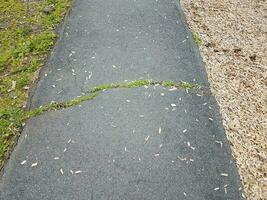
[0,0,71,168]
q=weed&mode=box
[192,31,201,45]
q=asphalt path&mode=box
[0,0,243,199]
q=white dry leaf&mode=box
[63,148,67,152]
[144,85,148,89]
[177,156,187,161]
[224,185,228,194]
[168,87,177,91]
[220,173,229,177]
[54,157,59,160]
[20,160,27,165]
[160,93,165,96]
[70,170,74,174]
[215,140,223,148]
[126,99,131,102]
[75,170,82,174]
[52,85,56,88]
[86,72,93,80]
[209,118,214,121]
[112,65,117,68]
[124,147,127,152]
[183,129,187,133]
[67,139,72,144]
[183,192,187,196]
[110,123,117,128]
[31,162,38,167]
[171,103,176,107]
[139,115,144,118]
[190,146,195,150]
[60,168,64,175]
[144,136,150,144]
[158,127,162,134]
[57,90,63,95]
[214,187,220,191]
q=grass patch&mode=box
[0,0,71,168]
[191,31,201,45]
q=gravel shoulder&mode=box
[180,1,267,199]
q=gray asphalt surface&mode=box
[0,0,244,199]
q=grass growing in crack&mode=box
[162,80,176,87]
[192,31,201,45]
[0,79,200,168]
[90,83,122,93]
[90,79,158,93]
[90,79,200,93]
[180,81,199,89]
[123,79,156,88]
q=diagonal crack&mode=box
[0,79,204,170]
[24,79,202,120]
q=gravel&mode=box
[181,0,267,199]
